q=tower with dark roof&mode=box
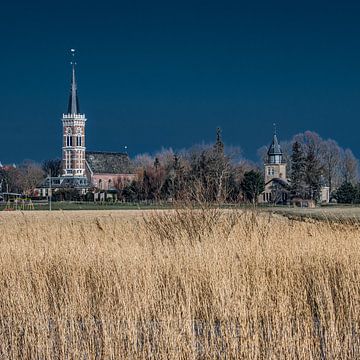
[61,50,87,178]
[264,128,287,183]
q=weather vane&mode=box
[273,122,277,135]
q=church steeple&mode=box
[62,49,87,178]
[67,49,80,115]
[267,123,283,164]
[264,124,287,183]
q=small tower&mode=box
[265,125,286,183]
[61,49,87,177]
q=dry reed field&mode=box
[0,208,360,359]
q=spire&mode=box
[267,123,283,165]
[67,49,80,115]
[267,123,282,156]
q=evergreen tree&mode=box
[290,141,306,198]
[354,183,360,204]
[241,170,265,204]
[304,145,323,200]
[214,127,224,154]
[335,181,356,204]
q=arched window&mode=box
[76,129,82,146]
[98,179,103,190]
[66,128,73,147]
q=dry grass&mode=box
[0,209,359,359]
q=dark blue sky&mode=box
[1,0,360,163]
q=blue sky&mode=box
[1,0,360,163]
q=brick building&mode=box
[39,51,134,197]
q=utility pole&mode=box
[49,170,52,211]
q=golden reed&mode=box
[0,209,359,359]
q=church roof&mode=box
[267,134,282,156]
[67,57,80,115]
[85,151,133,174]
[265,177,289,188]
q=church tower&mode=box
[265,126,286,183]
[62,50,87,177]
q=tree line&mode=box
[115,137,264,203]
[116,130,359,204]
[0,130,359,204]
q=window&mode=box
[66,135,73,147]
[65,150,72,171]
[267,167,275,176]
[76,128,82,147]
[66,128,73,147]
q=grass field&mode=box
[0,208,359,358]
[0,201,173,212]
[266,205,360,222]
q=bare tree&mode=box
[133,153,154,169]
[257,145,268,167]
[0,166,22,193]
[42,159,62,177]
[340,149,359,184]
[154,148,175,171]
[293,131,324,159]
[320,139,342,193]
[18,161,45,195]
[224,145,243,164]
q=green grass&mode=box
[0,201,175,211]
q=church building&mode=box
[258,129,330,205]
[258,131,290,204]
[39,51,134,197]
